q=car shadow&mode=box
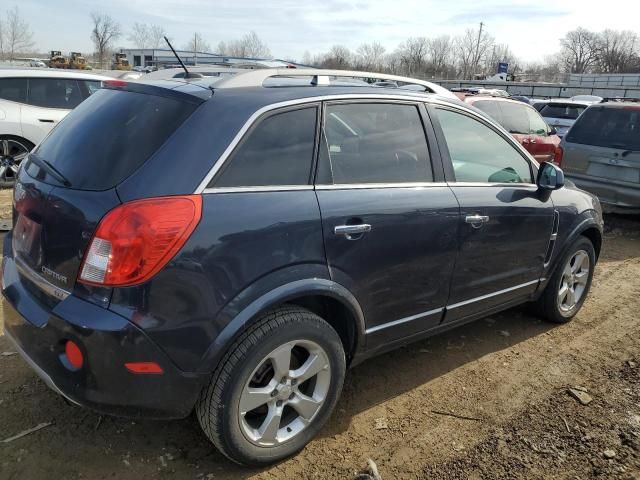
[0,305,556,479]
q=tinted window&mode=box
[436,108,532,183]
[539,103,586,120]
[566,106,640,150]
[213,107,317,187]
[0,78,27,103]
[80,80,102,96]
[475,100,549,136]
[319,103,432,184]
[28,78,83,109]
[32,89,196,190]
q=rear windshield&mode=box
[31,88,196,190]
[566,106,640,150]
[539,103,586,120]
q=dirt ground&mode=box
[0,211,639,480]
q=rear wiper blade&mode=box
[28,154,72,187]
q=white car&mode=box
[0,68,110,186]
[537,99,593,138]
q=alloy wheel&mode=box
[0,139,30,185]
[238,340,331,447]
[558,249,590,313]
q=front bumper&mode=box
[2,249,207,419]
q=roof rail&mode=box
[212,68,457,99]
[601,97,640,103]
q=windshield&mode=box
[540,104,586,120]
[566,106,640,150]
[475,100,548,135]
[31,88,196,190]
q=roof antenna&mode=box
[164,36,202,79]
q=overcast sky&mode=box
[11,0,640,63]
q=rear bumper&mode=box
[2,247,208,419]
[565,174,640,211]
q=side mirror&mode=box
[548,126,557,136]
[537,161,565,190]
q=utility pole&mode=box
[474,21,484,76]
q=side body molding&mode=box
[197,276,366,373]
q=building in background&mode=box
[119,48,296,70]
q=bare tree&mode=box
[560,28,601,73]
[455,26,494,79]
[129,23,168,49]
[396,37,429,75]
[426,35,454,78]
[319,45,352,69]
[355,42,386,71]
[185,32,211,53]
[91,12,122,69]
[597,29,638,73]
[4,7,34,61]
[222,31,271,58]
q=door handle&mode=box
[334,224,371,239]
[465,215,490,229]
[38,119,55,123]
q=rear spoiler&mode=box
[102,79,210,105]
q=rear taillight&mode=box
[78,195,202,287]
[554,146,563,166]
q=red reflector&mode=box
[125,362,164,374]
[554,146,564,166]
[65,340,84,369]
[104,79,128,88]
[78,195,202,287]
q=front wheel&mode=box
[196,305,346,466]
[534,236,596,323]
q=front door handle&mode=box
[38,119,55,123]
[334,224,371,240]
[465,215,490,228]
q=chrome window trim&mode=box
[194,93,518,193]
[365,307,444,335]
[316,182,449,190]
[446,279,540,310]
[14,256,71,301]
[448,182,538,188]
[202,185,314,194]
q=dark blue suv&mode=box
[2,69,603,466]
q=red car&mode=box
[462,95,561,164]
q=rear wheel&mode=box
[196,305,346,466]
[534,236,595,323]
[0,136,34,187]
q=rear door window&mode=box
[317,102,432,184]
[31,88,197,190]
[0,78,27,103]
[211,106,318,188]
[27,78,83,109]
[566,106,640,150]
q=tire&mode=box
[196,305,346,466]
[0,135,34,188]
[534,236,595,323]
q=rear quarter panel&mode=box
[108,191,328,371]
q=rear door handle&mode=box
[38,119,55,123]
[334,224,371,239]
[465,215,490,228]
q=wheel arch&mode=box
[197,278,366,373]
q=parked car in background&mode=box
[538,100,591,138]
[0,68,110,186]
[560,99,640,212]
[463,95,561,163]
[570,95,603,103]
[3,68,603,466]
